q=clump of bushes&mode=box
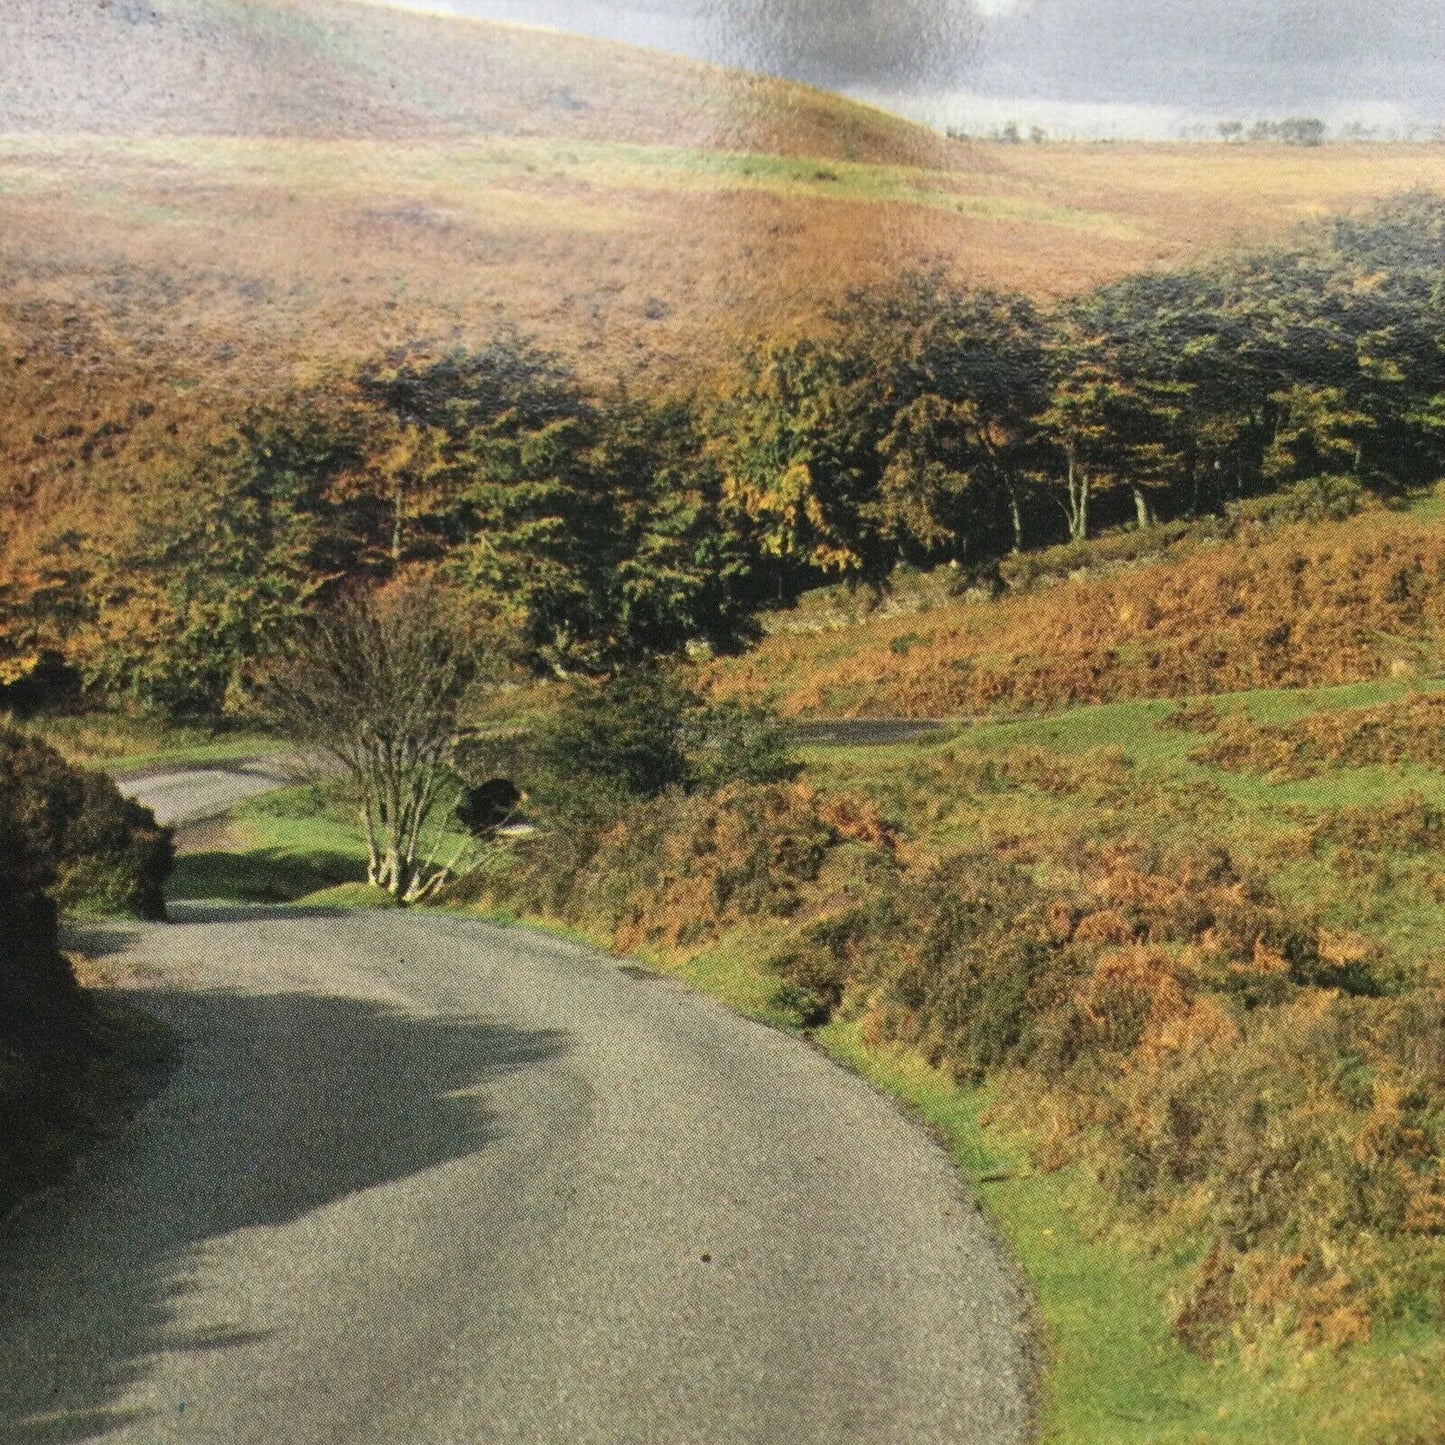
[1226,473,1369,530]
[764,830,1439,1349]
[0,727,171,1207]
[444,670,805,918]
[1191,692,1445,780]
[0,727,173,920]
[449,775,890,948]
[522,670,800,826]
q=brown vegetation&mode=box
[1189,692,1445,779]
[456,769,1445,1350]
[705,513,1445,716]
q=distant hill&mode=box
[2,0,953,164]
[7,0,1445,584]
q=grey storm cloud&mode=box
[394,0,1445,115]
[693,0,979,87]
[978,0,1445,111]
[402,0,978,86]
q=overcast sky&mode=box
[386,0,1445,138]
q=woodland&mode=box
[4,193,1444,717]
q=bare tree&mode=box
[264,582,474,904]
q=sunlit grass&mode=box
[169,782,477,907]
[0,134,1129,236]
[6,709,276,774]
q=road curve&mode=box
[0,903,1036,1443]
[117,760,295,829]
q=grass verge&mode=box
[168,784,371,904]
[167,782,473,907]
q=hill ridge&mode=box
[1,0,962,165]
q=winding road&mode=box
[0,766,1035,1444]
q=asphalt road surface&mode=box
[117,760,296,828]
[0,764,1036,1443]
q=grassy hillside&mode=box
[704,508,1445,718]
[4,0,957,158]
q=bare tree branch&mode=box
[262,581,477,904]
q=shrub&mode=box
[997,519,1202,592]
[523,671,800,827]
[1193,693,1445,779]
[1227,473,1367,529]
[0,727,172,921]
[683,699,801,791]
[526,671,694,826]
[451,778,894,954]
[876,852,1061,1080]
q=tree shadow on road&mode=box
[167,847,365,905]
[0,989,570,1443]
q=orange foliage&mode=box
[706,514,1445,717]
[1193,691,1445,778]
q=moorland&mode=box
[4,2,1445,1441]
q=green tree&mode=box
[1037,350,1185,542]
[454,388,758,673]
[849,281,1049,555]
[714,336,888,581]
[75,406,348,715]
[347,340,582,571]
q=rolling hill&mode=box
[7,0,1445,593]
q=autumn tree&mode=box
[714,336,889,582]
[348,339,583,571]
[70,406,353,716]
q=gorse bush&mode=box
[525,671,694,825]
[522,670,800,828]
[1227,473,1369,529]
[995,518,1205,592]
[461,780,883,950]
[683,699,802,792]
[0,727,173,921]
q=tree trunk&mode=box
[1133,485,1157,529]
[391,483,405,567]
[1066,451,1089,543]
